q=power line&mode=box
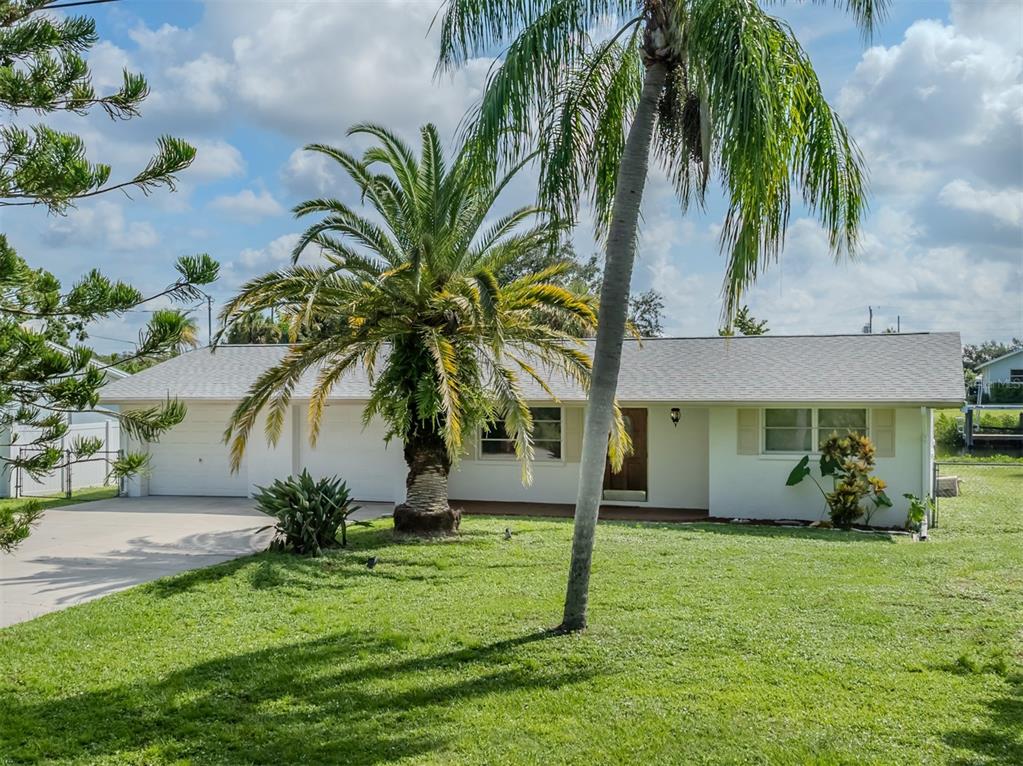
[119,302,206,314]
[44,0,121,9]
[90,334,135,345]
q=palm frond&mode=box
[537,21,643,231]
[223,118,605,483]
[685,0,869,322]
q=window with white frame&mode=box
[763,407,868,453]
[481,407,562,460]
[1010,369,1023,383]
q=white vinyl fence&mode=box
[6,420,121,498]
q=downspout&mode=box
[921,406,933,539]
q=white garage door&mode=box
[300,405,404,501]
[148,404,248,497]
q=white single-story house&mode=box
[975,347,1023,400]
[100,332,964,527]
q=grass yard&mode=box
[1,472,1020,765]
[0,485,117,514]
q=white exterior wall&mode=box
[292,403,406,502]
[123,427,149,498]
[707,406,928,526]
[118,399,933,526]
[126,401,407,502]
[648,406,709,509]
[449,405,710,510]
[0,425,13,499]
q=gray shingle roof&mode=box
[100,332,965,406]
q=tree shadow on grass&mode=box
[1,628,590,765]
[146,525,492,599]
[941,672,1023,765]
[146,552,463,601]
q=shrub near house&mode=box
[786,434,892,528]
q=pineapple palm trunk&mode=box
[560,59,667,632]
[394,432,461,535]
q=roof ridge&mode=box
[627,332,955,341]
[207,332,959,348]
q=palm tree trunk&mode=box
[393,432,461,535]
[560,60,667,632]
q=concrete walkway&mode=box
[0,496,393,628]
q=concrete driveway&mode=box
[0,496,393,628]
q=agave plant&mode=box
[255,470,362,555]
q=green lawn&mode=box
[1,473,1020,765]
[0,485,118,513]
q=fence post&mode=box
[65,449,72,498]
[104,420,111,486]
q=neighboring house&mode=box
[0,347,127,498]
[974,348,1023,402]
[100,333,964,527]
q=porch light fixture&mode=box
[670,407,681,427]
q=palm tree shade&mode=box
[220,123,627,535]
[438,0,886,628]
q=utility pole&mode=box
[206,294,213,347]
[862,306,874,334]
[897,315,900,333]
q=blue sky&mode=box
[5,0,1021,352]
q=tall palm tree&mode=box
[438,0,884,629]
[220,123,626,535]
[225,311,286,344]
[152,309,201,354]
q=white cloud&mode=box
[838,11,1023,197]
[743,215,1022,341]
[21,0,1021,348]
[188,139,246,180]
[281,147,341,196]
[42,201,159,252]
[87,41,134,92]
[163,53,233,113]
[938,179,1023,227]
[209,188,284,222]
[237,233,300,268]
[125,1,490,141]
[950,0,1023,51]
[129,22,189,55]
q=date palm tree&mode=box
[220,123,625,535]
[438,0,885,629]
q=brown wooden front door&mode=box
[604,408,648,498]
